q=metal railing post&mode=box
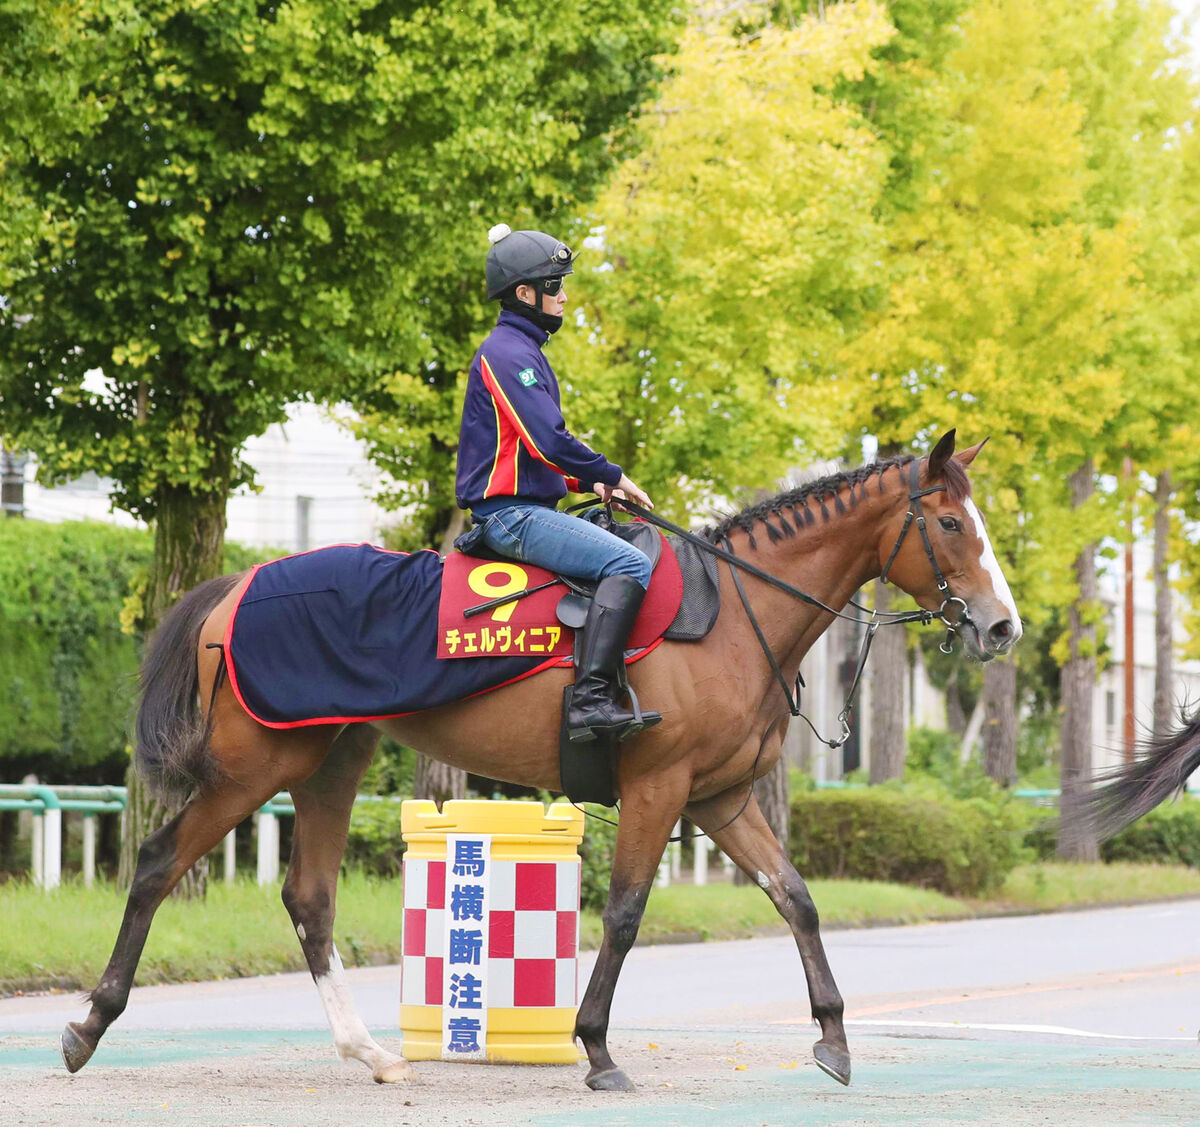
[28,786,63,890]
[693,834,709,886]
[31,810,43,887]
[256,811,279,885]
[82,815,97,888]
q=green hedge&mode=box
[0,520,150,770]
[789,785,1028,896]
[1101,801,1200,866]
[1023,799,1200,866]
[344,800,407,876]
[0,519,279,777]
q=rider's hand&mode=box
[598,474,654,510]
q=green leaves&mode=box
[0,0,681,532]
[558,4,895,516]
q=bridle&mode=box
[567,463,977,839]
[617,457,974,751]
[880,457,974,651]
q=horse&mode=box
[62,428,1021,1092]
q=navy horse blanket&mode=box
[223,541,682,729]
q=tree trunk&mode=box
[1152,469,1174,741]
[981,658,1018,785]
[755,756,790,855]
[119,483,229,895]
[945,674,967,739]
[1,447,27,517]
[0,810,15,873]
[1058,461,1099,862]
[868,579,907,783]
[413,757,467,809]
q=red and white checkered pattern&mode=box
[402,857,579,1008]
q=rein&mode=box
[615,459,973,748]
[564,465,971,840]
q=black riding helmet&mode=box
[485,224,576,301]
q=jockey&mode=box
[454,224,661,744]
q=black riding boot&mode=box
[566,575,662,743]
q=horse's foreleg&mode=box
[687,788,851,1086]
[282,725,413,1084]
[62,770,296,1073]
[574,788,684,1092]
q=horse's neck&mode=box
[720,487,899,672]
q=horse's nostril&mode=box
[989,620,1013,646]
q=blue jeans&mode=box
[477,504,652,590]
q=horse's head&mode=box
[880,429,1021,662]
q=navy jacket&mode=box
[455,311,622,516]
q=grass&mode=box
[979,860,1200,911]
[4,862,1200,995]
[0,870,405,993]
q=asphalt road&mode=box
[4,899,1200,1125]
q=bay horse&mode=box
[62,429,1021,1091]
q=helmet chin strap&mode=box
[502,286,563,334]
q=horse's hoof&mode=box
[812,1040,851,1086]
[61,1022,95,1073]
[373,1058,416,1084]
[586,1067,636,1092]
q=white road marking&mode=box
[844,1018,1195,1041]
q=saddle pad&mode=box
[223,542,679,730]
[437,529,683,660]
[225,544,552,729]
[663,533,721,641]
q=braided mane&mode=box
[704,453,972,549]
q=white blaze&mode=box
[963,498,1021,628]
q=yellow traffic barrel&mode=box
[399,798,585,1064]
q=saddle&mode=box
[450,511,666,806]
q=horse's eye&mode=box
[939,517,961,533]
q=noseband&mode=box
[879,458,973,653]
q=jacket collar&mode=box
[497,309,549,347]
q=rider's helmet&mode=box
[485,224,576,302]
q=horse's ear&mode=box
[954,437,990,466]
[926,429,957,481]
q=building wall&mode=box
[1094,538,1200,779]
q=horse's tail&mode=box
[1084,707,1200,841]
[135,572,245,806]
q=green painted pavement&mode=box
[0,1028,333,1071]
[525,1035,1200,1127]
[5,1028,1200,1126]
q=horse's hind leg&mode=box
[62,762,303,1072]
[686,787,851,1086]
[281,724,413,1084]
[574,783,688,1092]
